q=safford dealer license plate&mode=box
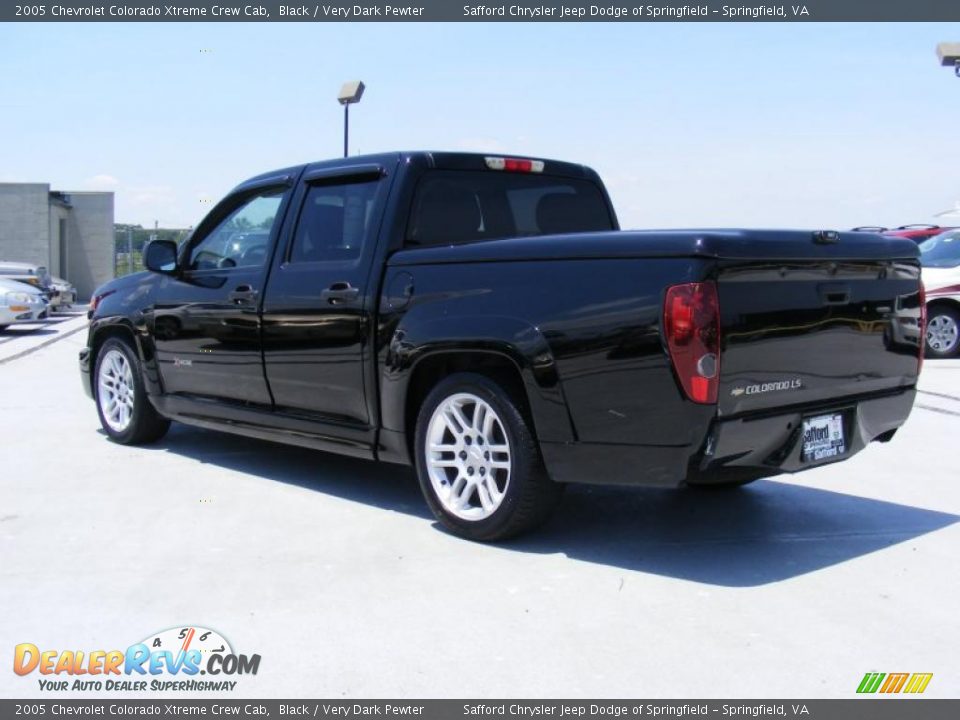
[801,413,846,462]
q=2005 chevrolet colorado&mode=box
[80,152,925,540]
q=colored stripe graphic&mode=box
[857,672,933,694]
[903,673,933,694]
[880,673,909,693]
[857,673,885,693]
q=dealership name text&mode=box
[464,705,808,718]
[463,5,809,18]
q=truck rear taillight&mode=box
[918,279,926,374]
[484,156,545,173]
[663,281,721,404]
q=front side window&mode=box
[288,179,382,265]
[188,189,285,271]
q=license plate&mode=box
[801,413,846,462]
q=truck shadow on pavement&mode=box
[518,482,959,586]
[147,425,958,588]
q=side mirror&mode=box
[144,240,179,273]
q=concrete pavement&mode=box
[1,318,957,699]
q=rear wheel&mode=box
[925,306,960,358]
[95,337,170,445]
[414,373,562,541]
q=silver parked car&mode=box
[0,277,49,331]
[0,261,52,291]
[0,262,76,312]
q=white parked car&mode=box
[920,229,960,358]
[0,277,49,331]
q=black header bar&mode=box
[4,0,960,22]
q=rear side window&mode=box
[406,171,613,247]
[288,179,382,265]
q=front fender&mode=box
[380,313,574,443]
[88,314,163,396]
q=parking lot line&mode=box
[0,312,88,364]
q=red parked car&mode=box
[852,225,957,243]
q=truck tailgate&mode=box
[717,249,922,418]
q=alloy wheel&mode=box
[425,392,512,521]
[98,348,135,432]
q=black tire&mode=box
[94,337,170,445]
[414,372,563,541]
[0,325,8,332]
[925,306,960,359]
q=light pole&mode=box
[338,80,365,157]
[936,42,960,77]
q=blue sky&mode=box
[1,21,959,229]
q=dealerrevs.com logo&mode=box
[13,626,261,692]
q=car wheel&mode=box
[95,337,171,444]
[925,306,960,358]
[0,325,8,332]
[414,372,562,541]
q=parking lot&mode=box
[1,313,958,699]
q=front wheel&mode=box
[414,373,562,541]
[94,337,170,445]
[926,306,960,358]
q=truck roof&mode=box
[232,151,602,194]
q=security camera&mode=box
[936,42,960,76]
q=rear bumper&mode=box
[697,387,916,478]
[540,387,916,487]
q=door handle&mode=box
[228,285,259,305]
[321,282,361,305]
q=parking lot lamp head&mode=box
[338,80,366,157]
[935,42,960,77]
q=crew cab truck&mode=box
[79,152,924,540]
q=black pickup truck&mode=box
[80,152,924,540]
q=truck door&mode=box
[260,167,389,431]
[150,184,290,406]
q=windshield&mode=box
[919,231,960,268]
